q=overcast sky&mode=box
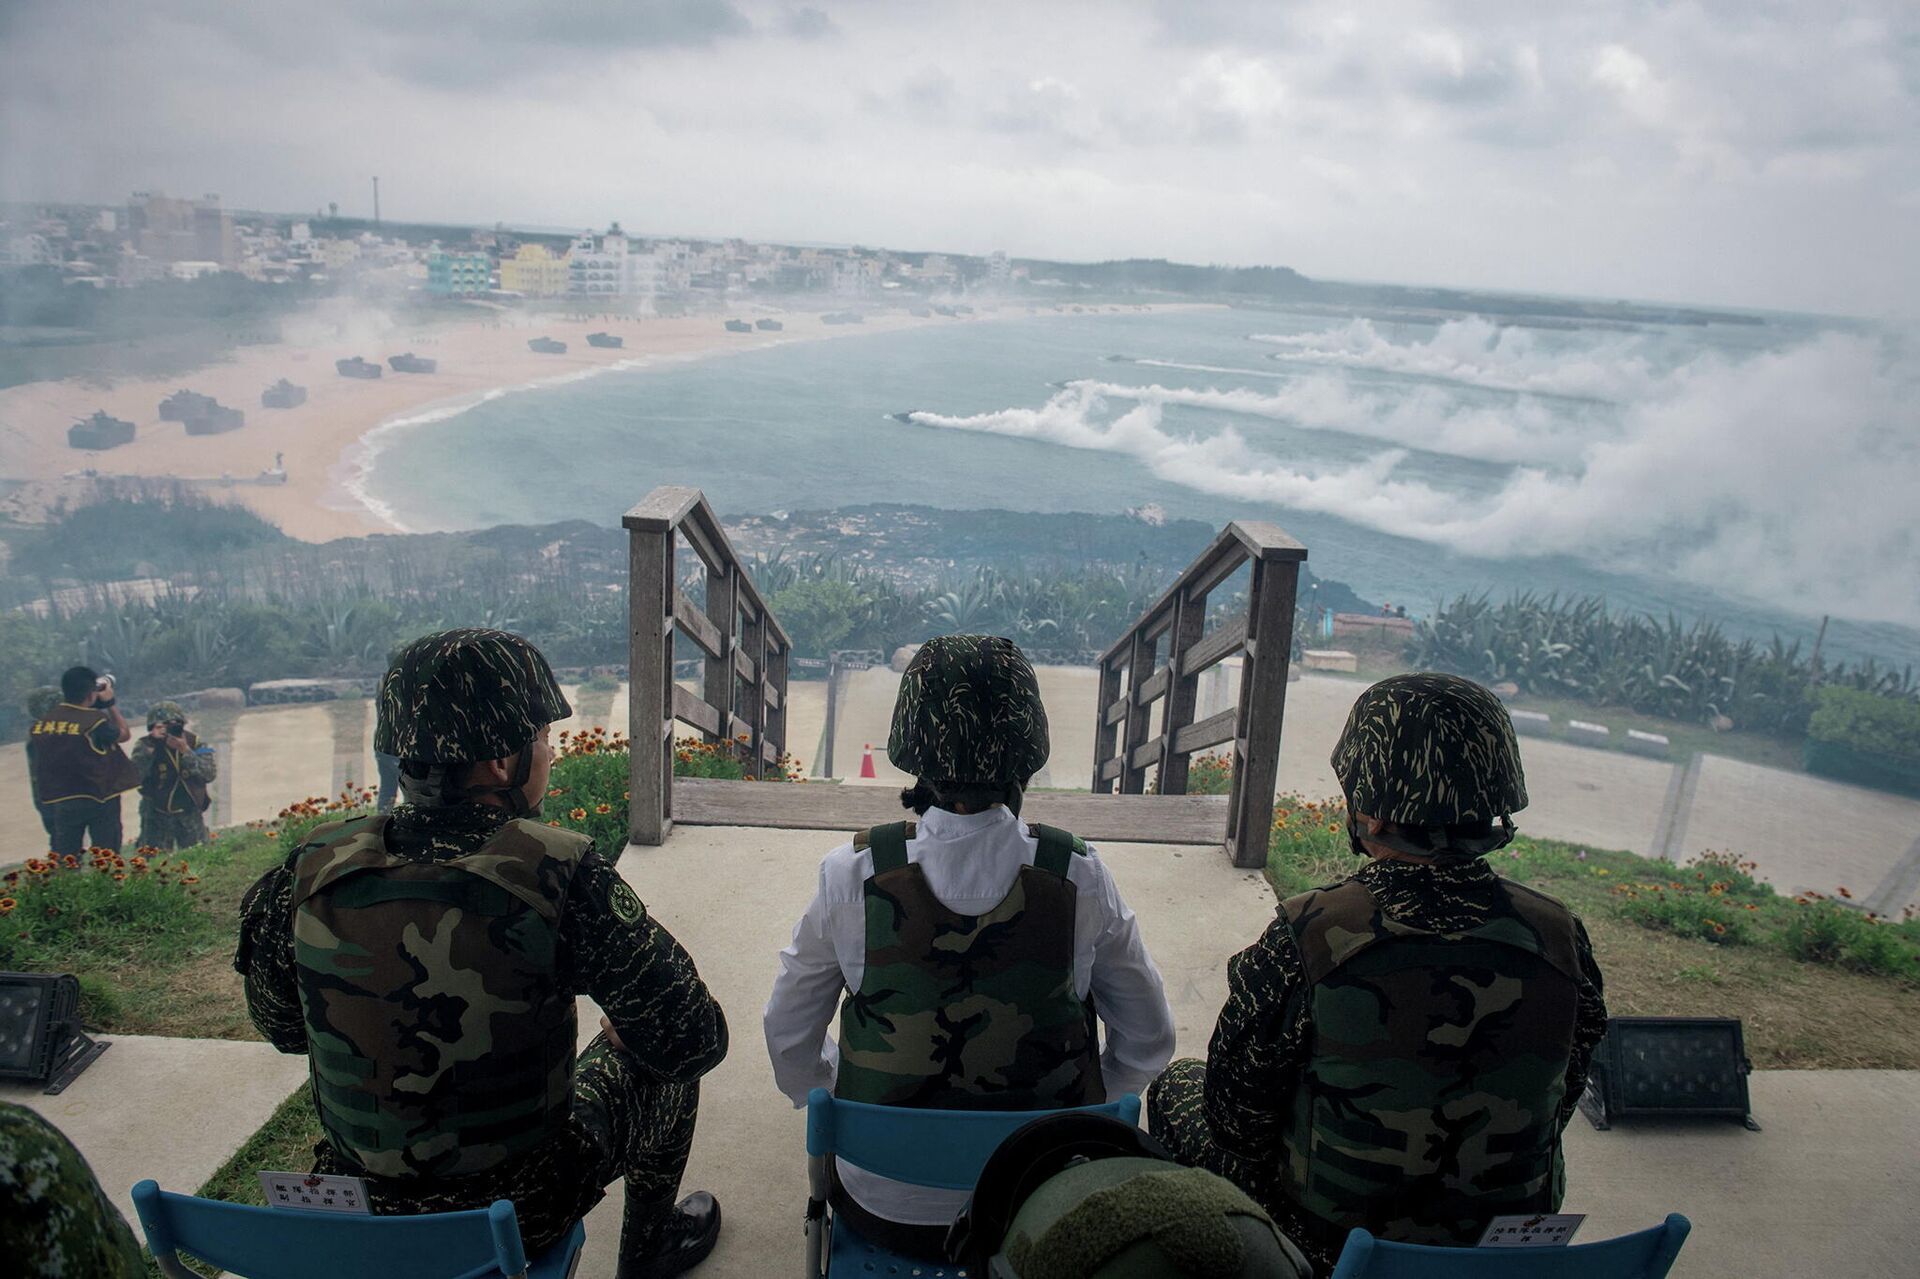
[3,0,1914,316]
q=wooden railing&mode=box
[1092,520,1306,867]
[624,486,792,844]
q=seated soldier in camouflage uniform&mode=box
[0,1101,146,1279]
[132,700,217,850]
[236,629,729,1278]
[1148,673,1608,1276]
[766,635,1177,1258]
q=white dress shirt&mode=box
[763,803,1176,1225]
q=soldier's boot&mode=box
[616,1182,721,1279]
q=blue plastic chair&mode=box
[804,1088,1142,1278]
[1330,1214,1690,1279]
[131,1179,585,1279]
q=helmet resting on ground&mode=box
[145,700,188,728]
[953,1113,1310,1278]
[1330,671,1527,858]
[375,628,570,764]
[888,634,1049,784]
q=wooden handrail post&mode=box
[742,602,768,778]
[1092,660,1122,791]
[625,515,674,846]
[1120,630,1155,794]
[1226,555,1301,868]
[1157,586,1205,796]
[704,561,737,750]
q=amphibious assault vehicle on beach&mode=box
[184,400,244,435]
[755,318,783,331]
[336,357,382,379]
[159,390,216,421]
[388,353,437,374]
[262,379,307,409]
[69,410,135,450]
[528,337,567,354]
[585,332,623,349]
[724,319,752,333]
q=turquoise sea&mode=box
[360,303,1920,667]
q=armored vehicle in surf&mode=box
[336,356,382,379]
[387,353,437,373]
[262,379,308,409]
[528,337,567,354]
[585,332,623,349]
[69,411,136,450]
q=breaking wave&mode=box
[904,330,1920,628]
[1250,316,1661,402]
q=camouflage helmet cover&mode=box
[145,700,188,728]
[375,628,571,763]
[888,635,1049,784]
[1330,672,1528,834]
[26,685,60,719]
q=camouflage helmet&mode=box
[375,629,570,764]
[1330,672,1527,856]
[888,635,1049,784]
[25,685,60,720]
[955,1114,1309,1278]
[145,700,188,728]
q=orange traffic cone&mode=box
[859,743,877,779]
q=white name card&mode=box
[258,1170,371,1215]
[1477,1213,1585,1247]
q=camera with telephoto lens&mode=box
[166,720,186,737]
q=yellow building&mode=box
[500,243,570,297]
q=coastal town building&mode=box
[499,243,570,296]
[427,248,492,295]
[126,191,234,267]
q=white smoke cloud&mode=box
[906,328,1920,627]
[1251,316,1663,401]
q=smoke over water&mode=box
[905,324,1920,630]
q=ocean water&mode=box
[361,304,1920,667]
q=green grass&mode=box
[1262,795,1920,1069]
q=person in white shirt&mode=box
[763,635,1176,1257]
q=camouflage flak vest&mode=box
[290,814,591,1179]
[1278,876,1582,1251]
[834,820,1105,1111]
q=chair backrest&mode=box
[131,1180,531,1279]
[1329,1215,1691,1279]
[804,1088,1142,1191]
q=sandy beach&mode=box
[0,303,1204,543]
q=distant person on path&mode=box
[1147,673,1608,1276]
[235,629,729,1278]
[28,666,136,856]
[22,686,61,846]
[0,1101,146,1278]
[131,700,216,850]
[765,635,1176,1258]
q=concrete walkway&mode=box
[7,824,1916,1277]
[0,1033,311,1232]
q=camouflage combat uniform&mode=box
[1149,673,1608,1276]
[132,703,216,850]
[236,802,728,1252]
[835,820,1103,1109]
[0,1101,146,1279]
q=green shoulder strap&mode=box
[1029,823,1087,879]
[856,821,914,874]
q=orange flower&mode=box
[547,819,562,827]
[112,873,127,882]
[24,859,48,875]
[595,803,612,815]
[266,830,279,839]
[548,788,566,797]
[1712,922,1728,935]
[1327,823,1339,832]
[0,898,15,915]
[131,856,148,870]
[569,807,588,821]
[62,855,79,869]
[181,875,199,884]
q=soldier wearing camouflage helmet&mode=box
[1148,673,1608,1275]
[236,629,729,1278]
[765,635,1176,1258]
[131,700,217,850]
[0,1101,146,1278]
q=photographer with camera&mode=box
[28,666,137,856]
[132,701,217,850]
